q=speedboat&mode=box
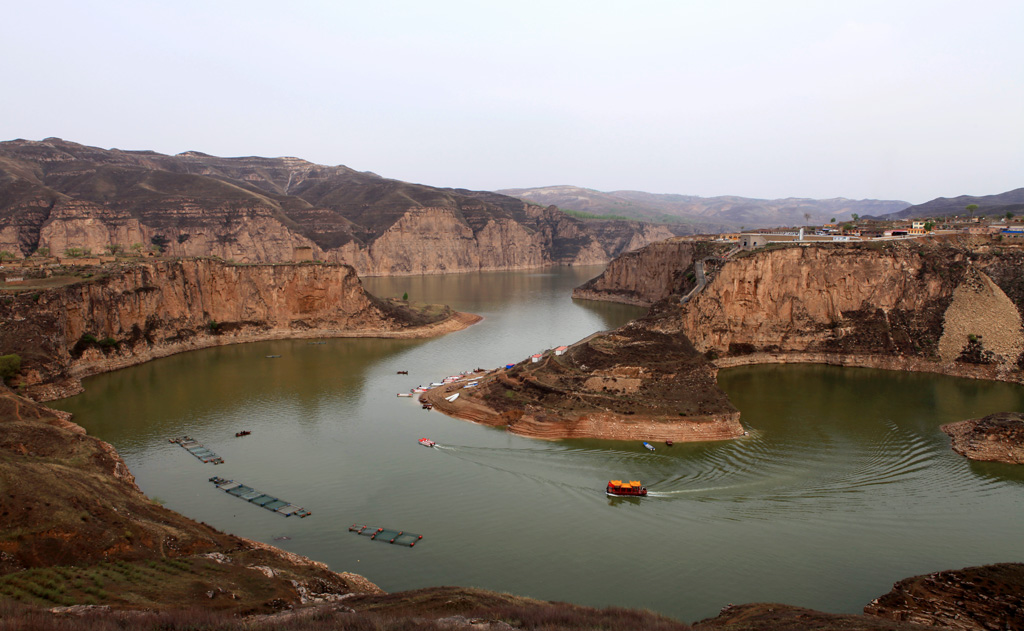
[418,438,436,448]
[397,393,413,397]
[642,442,655,451]
[606,480,647,497]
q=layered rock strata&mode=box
[942,412,1024,464]
[0,259,480,401]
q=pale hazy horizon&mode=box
[3,1,1021,205]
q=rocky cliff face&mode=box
[0,259,475,400]
[677,243,1024,382]
[0,138,673,275]
[572,239,727,306]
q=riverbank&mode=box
[0,259,482,401]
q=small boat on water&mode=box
[430,382,445,387]
[397,393,413,398]
[444,393,460,402]
[642,442,655,451]
[266,355,281,358]
[418,438,436,448]
[421,403,433,410]
[235,430,251,437]
[665,440,673,446]
[413,387,428,393]
[606,480,647,497]
[397,370,409,375]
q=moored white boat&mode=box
[444,393,460,402]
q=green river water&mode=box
[51,265,1024,622]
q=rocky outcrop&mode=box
[573,240,1024,382]
[0,259,479,400]
[0,138,673,275]
[864,563,1024,631]
[572,239,728,306]
[942,412,1024,464]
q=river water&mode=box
[52,266,1024,622]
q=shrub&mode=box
[0,354,21,381]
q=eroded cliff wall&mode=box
[0,259,472,400]
[577,240,1024,382]
[0,138,674,275]
[572,239,712,306]
[676,244,1024,381]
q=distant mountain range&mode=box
[877,188,1024,220]
[498,185,912,230]
[0,138,677,275]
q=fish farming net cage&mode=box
[348,525,423,547]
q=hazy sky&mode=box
[3,1,1021,203]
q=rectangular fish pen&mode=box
[348,524,423,547]
[169,436,224,464]
[208,476,311,517]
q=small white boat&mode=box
[444,393,460,402]
[642,442,655,451]
[418,438,436,448]
[431,382,445,387]
[397,393,413,398]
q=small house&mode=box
[530,354,543,363]
[554,346,568,356]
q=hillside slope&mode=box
[880,187,1024,220]
[0,139,673,275]
[499,185,910,229]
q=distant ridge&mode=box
[879,188,1024,220]
[499,185,911,229]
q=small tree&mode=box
[803,212,812,225]
[1007,211,1015,220]
[402,292,409,301]
[130,243,144,255]
[830,217,836,224]
[64,247,85,258]
[35,246,50,258]
[924,221,935,232]
[966,204,978,220]
[851,213,860,223]
[150,235,170,253]
[0,250,14,262]
[104,244,123,255]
